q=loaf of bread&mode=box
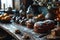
[34,20,55,33]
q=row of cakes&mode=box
[13,13,56,33]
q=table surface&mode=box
[0,23,48,40]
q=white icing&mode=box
[34,20,54,27]
[34,21,45,26]
[44,20,54,24]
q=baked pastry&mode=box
[0,13,12,23]
[34,21,46,33]
[44,20,55,30]
[34,14,45,21]
[0,15,3,20]
[34,20,55,33]
[1,16,11,21]
[38,14,44,19]
[47,27,60,40]
[26,19,35,29]
[3,13,9,16]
